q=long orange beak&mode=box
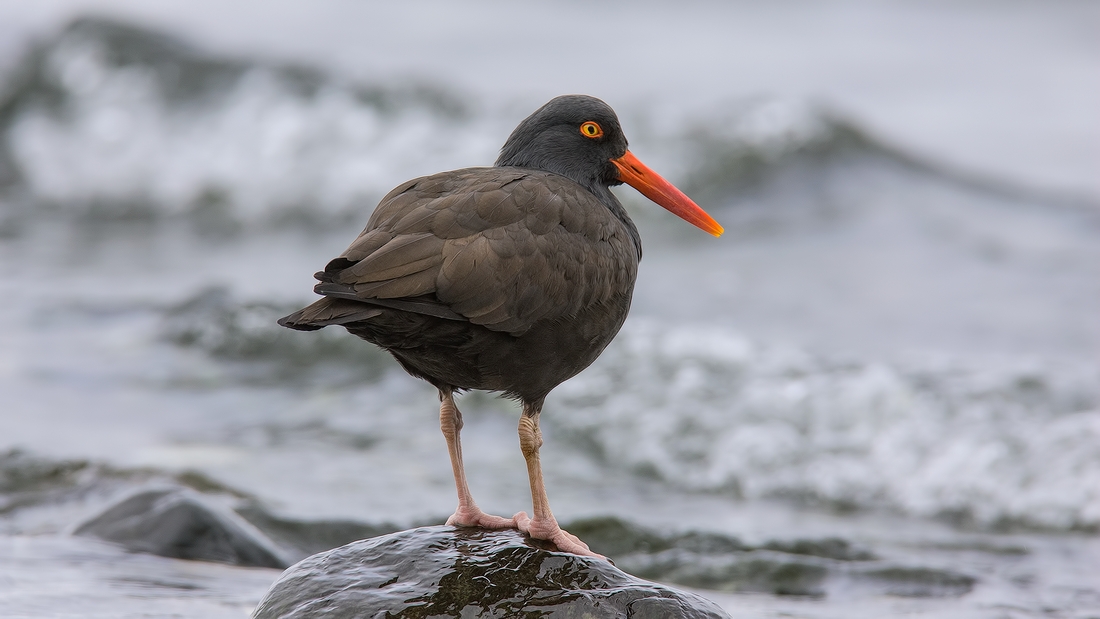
[612,150,723,237]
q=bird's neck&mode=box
[592,184,643,261]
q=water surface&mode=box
[1,9,1098,619]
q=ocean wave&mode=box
[12,16,1096,535]
[552,321,1100,531]
[0,17,503,224]
[0,16,989,230]
[154,287,1100,532]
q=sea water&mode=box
[0,7,1098,618]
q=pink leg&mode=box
[513,401,606,559]
[439,390,514,529]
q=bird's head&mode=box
[496,95,723,237]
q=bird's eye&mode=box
[580,121,603,138]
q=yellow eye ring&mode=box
[580,121,603,138]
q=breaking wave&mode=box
[552,321,1100,531]
[0,18,502,223]
[153,287,1100,532]
[0,16,1017,230]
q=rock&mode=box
[567,517,856,597]
[74,487,290,568]
[234,502,401,562]
[252,525,731,619]
[565,517,972,599]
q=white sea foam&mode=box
[4,22,505,221]
[1,19,886,227]
[553,320,1100,530]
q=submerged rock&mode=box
[235,502,401,561]
[567,516,973,599]
[252,525,731,619]
[569,517,848,597]
[74,488,289,568]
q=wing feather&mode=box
[312,167,637,335]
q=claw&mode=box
[514,511,606,560]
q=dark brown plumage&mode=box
[279,95,721,557]
[283,167,637,403]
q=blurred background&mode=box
[0,1,1097,617]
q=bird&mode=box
[278,95,722,558]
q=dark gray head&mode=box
[496,95,725,243]
[495,95,629,196]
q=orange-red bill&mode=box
[611,150,723,237]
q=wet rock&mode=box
[563,516,685,556]
[252,525,731,619]
[74,488,289,568]
[569,517,845,597]
[235,502,401,561]
[619,548,831,597]
[567,516,972,599]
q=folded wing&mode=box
[287,167,636,337]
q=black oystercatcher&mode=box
[279,95,722,557]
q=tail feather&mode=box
[277,297,383,331]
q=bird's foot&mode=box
[446,505,515,529]
[514,511,606,560]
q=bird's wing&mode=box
[314,167,637,336]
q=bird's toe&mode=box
[446,507,515,530]
[548,529,605,560]
[515,513,606,560]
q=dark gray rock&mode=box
[252,525,731,619]
[568,517,856,597]
[235,502,401,562]
[74,487,289,568]
[566,517,974,599]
